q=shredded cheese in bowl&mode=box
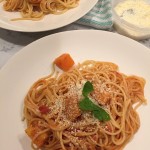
[113,0,150,40]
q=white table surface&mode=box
[0,23,150,69]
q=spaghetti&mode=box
[24,59,147,150]
[1,0,79,20]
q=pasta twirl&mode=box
[1,0,79,20]
[24,59,147,150]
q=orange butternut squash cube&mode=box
[25,126,48,147]
[54,53,75,71]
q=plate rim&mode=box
[1,29,150,73]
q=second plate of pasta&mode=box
[0,0,97,32]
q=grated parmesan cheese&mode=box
[115,0,150,28]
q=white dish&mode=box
[0,0,97,32]
[112,0,150,40]
[0,30,150,150]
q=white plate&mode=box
[0,0,97,32]
[0,30,150,150]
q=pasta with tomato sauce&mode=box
[1,0,79,20]
[24,54,147,150]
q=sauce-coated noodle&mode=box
[1,0,79,20]
[24,60,147,150]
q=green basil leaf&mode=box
[79,97,95,111]
[93,110,103,121]
[82,81,94,97]
[93,109,111,121]
[79,81,111,121]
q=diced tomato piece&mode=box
[39,105,50,114]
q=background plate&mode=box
[0,0,97,32]
[0,30,150,150]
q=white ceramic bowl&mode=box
[112,0,150,40]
